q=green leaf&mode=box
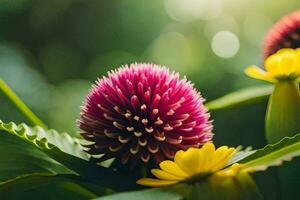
[0,173,108,200]
[0,129,70,182]
[205,85,273,110]
[26,126,90,160]
[97,184,187,200]
[44,148,138,191]
[0,78,47,128]
[227,148,256,166]
[0,120,89,160]
[239,133,300,171]
[0,120,137,191]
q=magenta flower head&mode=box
[78,63,213,168]
[263,10,300,59]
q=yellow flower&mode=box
[136,143,236,187]
[212,163,245,180]
[245,48,300,83]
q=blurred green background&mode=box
[1,0,299,149]
[0,0,299,198]
[1,0,298,145]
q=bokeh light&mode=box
[211,30,240,58]
[164,0,222,23]
[148,31,204,75]
[149,32,191,69]
[204,14,239,39]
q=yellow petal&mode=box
[294,49,300,75]
[245,65,276,83]
[197,143,215,172]
[151,169,183,181]
[295,48,300,57]
[212,163,243,180]
[277,48,295,54]
[174,148,202,175]
[209,146,229,170]
[278,50,298,75]
[159,160,188,178]
[265,54,282,74]
[211,147,236,171]
[136,178,177,187]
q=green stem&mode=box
[266,80,300,143]
[0,78,47,128]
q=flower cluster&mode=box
[78,63,213,167]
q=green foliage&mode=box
[0,124,71,182]
[2,118,300,199]
[97,185,187,200]
[240,133,300,171]
[205,85,273,110]
[227,148,256,166]
[0,173,106,200]
[0,120,137,191]
[0,120,89,160]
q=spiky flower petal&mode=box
[78,63,213,168]
[263,10,300,58]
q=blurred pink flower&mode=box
[263,10,300,58]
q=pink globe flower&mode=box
[263,10,300,59]
[78,63,213,168]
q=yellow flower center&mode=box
[245,48,300,83]
[136,143,236,187]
